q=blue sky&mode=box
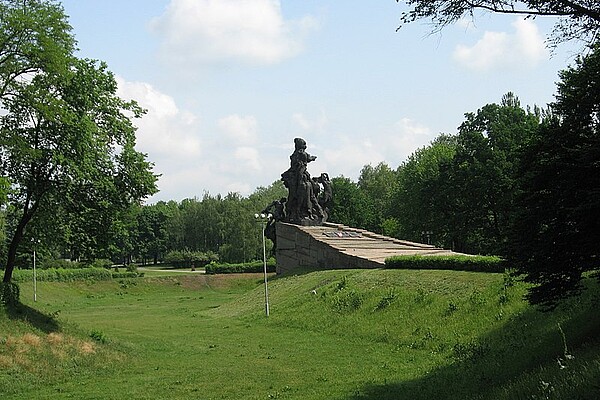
[61,0,581,203]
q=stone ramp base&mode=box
[275,222,458,275]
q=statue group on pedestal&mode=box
[261,138,332,244]
[281,138,331,225]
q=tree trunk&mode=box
[3,200,38,283]
[3,214,30,283]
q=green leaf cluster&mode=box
[0,0,157,282]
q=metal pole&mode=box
[33,245,37,302]
[261,218,270,317]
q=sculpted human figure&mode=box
[317,172,332,221]
[267,137,332,230]
[281,138,319,223]
[261,197,286,244]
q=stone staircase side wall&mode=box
[275,222,381,275]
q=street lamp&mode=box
[254,213,272,317]
[32,239,40,302]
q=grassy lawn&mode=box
[2,269,600,399]
[136,265,206,277]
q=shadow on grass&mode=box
[4,302,60,333]
[343,280,600,400]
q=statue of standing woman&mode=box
[281,138,324,225]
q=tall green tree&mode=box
[510,45,600,307]
[396,0,600,47]
[329,176,372,229]
[357,162,397,234]
[446,93,540,254]
[1,52,157,282]
[391,134,456,246]
[136,202,171,265]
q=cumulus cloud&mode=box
[116,77,202,163]
[218,114,258,145]
[150,0,318,67]
[304,117,435,182]
[234,146,261,171]
[320,136,386,176]
[291,111,328,132]
[117,77,210,201]
[453,18,548,71]
[388,118,435,161]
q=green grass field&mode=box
[2,269,600,399]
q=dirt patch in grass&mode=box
[79,341,96,354]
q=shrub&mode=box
[11,267,135,283]
[125,263,138,273]
[205,258,276,274]
[164,250,219,269]
[112,271,144,279]
[42,259,83,269]
[374,290,397,311]
[90,329,109,344]
[384,254,505,273]
[331,289,363,313]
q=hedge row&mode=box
[10,267,144,283]
[384,254,505,273]
[205,259,276,274]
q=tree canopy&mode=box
[0,0,157,282]
[396,0,600,47]
[509,45,600,307]
[0,0,75,100]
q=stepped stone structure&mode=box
[264,137,460,275]
[275,221,458,275]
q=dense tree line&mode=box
[329,47,600,307]
[0,179,286,269]
[329,92,540,256]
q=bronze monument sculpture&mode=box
[261,138,331,244]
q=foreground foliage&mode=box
[1,269,599,399]
[396,0,600,47]
[509,45,600,307]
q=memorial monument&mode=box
[261,138,460,275]
[261,138,331,244]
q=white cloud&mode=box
[116,79,274,201]
[317,135,385,180]
[116,77,202,162]
[291,111,328,132]
[150,0,318,66]
[116,77,208,201]
[388,118,434,161]
[218,114,258,145]
[301,117,435,182]
[234,146,261,171]
[292,113,311,130]
[453,18,548,71]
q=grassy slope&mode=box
[1,270,599,399]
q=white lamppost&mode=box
[254,213,271,317]
[32,239,39,302]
